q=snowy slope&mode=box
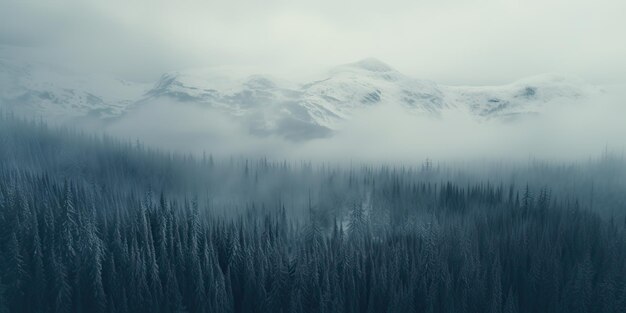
[138,59,448,138]
[0,55,148,122]
[300,58,446,127]
[138,69,331,140]
[444,74,593,121]
[0,54,598,140]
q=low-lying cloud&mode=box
[106,86,626,163]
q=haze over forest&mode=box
[0,1,625,313]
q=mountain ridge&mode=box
[0,56,597,140]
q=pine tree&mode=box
[28,214,46,313]
[348,202,367,242]
[4,231,26,311]
[53,252,72,313]
[0,277,8,313]
[82,220,106,313]
[522,184,533,210]
[490,256,502,313]
[59,182,78,266]
[503,288,518,313]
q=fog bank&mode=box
[107,85,626,163]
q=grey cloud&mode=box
[0,0,624,84]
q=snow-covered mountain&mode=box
[298,58,446,126]
[136,58,451,140]
[0,55,597,140]
[444,74,593,121]
[0,55,149,123]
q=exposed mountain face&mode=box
[139,58,448,140]
[298,58,446,127]
[138,69,332,140]
[0,55,597,140]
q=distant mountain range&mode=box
[0,55,597,140]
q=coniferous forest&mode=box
[1,113,626,313]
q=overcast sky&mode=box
[1,0,624,84]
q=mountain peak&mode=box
[332,58,396,74]
[352,58,394,72]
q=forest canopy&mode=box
[1,113,626,313]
